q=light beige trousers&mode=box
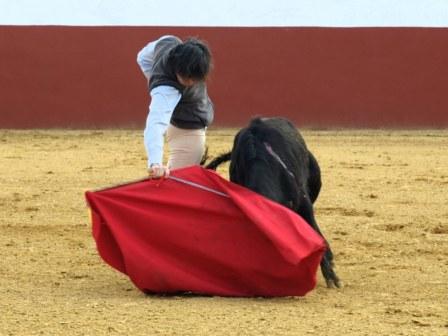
[166,124,206,169]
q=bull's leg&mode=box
[307,152,322,204]
[296,197,340,288]
[297,196,334,264]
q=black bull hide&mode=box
[205,117,340,288]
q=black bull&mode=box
[205,117,340,288]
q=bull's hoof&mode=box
[321,258,340,288]
[325,275,341,289]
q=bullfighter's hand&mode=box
[148,164,170,179]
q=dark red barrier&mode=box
[1,26,448,128]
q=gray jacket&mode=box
[149,36,214,129]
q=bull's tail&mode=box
[199,146,210,165]
[204,152,232,170]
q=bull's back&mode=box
[258,117,313,187]
[260,117,306,148]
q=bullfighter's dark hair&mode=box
[168,37,212,81]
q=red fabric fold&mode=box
[85,166,325,297]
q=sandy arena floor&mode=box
[0,128,447,335]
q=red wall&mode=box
[1,26,448,128]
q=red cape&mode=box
[85,166,325,297]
